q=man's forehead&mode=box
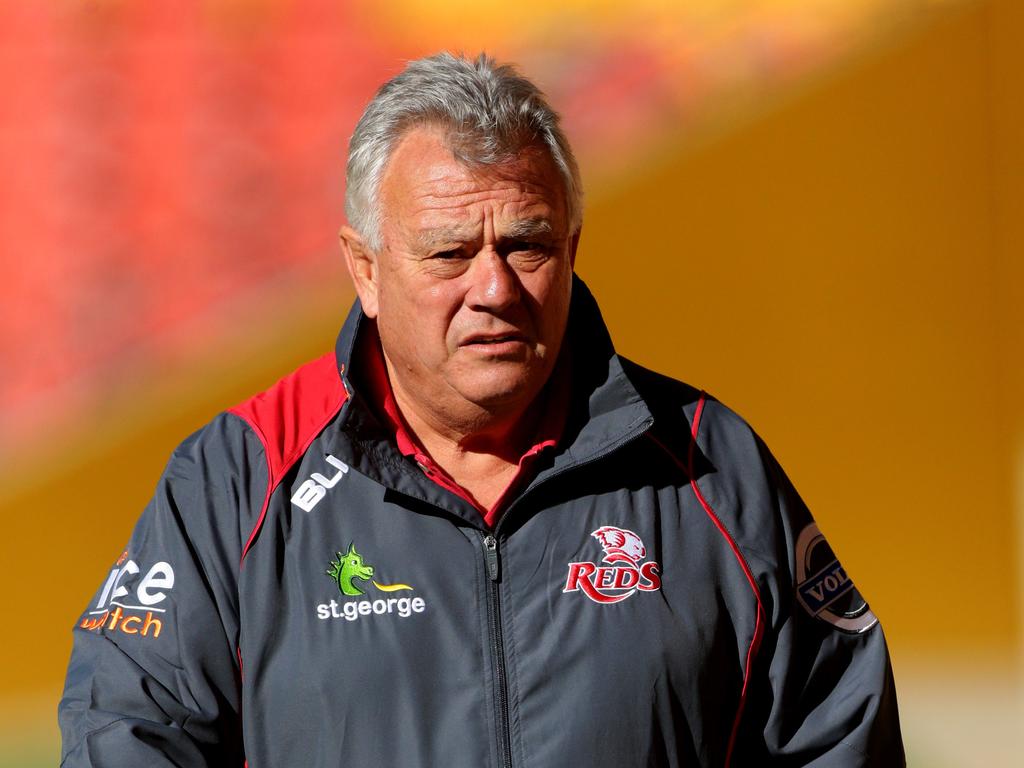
[379,127,569,233]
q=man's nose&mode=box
[465,249,520,311]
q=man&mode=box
[60,53,905,767]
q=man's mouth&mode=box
[461,332,530,349]
[466,335,521,345]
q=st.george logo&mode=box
[318,543,425,622]
[563,526,661,604]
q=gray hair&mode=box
[345,52,583,251]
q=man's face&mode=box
[351,126,577,425]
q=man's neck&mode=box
[391,364,538,449]
[384,360,561,513]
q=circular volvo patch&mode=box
[794,523,877,633]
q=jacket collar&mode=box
[327,274,653,526]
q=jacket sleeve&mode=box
[58,413,266,767]
[731,434,906,766]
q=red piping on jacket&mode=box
[237,418,275,566]
[647,393,766,768]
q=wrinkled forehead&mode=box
[378,126,570,243]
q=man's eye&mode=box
[431,250,462,259]
[511,241,543,252]
[502,241,547,258]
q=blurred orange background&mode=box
[0,1,1020,765]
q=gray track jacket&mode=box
[60,277,905,767]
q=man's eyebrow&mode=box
[502,218,554,240]
[414,227,476,250]
[414,218,554,249]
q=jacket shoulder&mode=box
[618,357,721,463]
[617,355,766,452]
[618,356,699,397]
[686,392,809,571]
[618,357,703,424]
[619,357,787,549]
[227,352,349,488]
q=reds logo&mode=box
[563,526,661,604]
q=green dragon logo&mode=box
[326,543,412,596]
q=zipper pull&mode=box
[483,534,500,582]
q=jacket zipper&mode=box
[481,532,513,768]
[475,416,653,768]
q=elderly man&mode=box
[60,53,904,767]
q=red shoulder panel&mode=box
[228,352,348,563]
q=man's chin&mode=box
[453,369,548,413]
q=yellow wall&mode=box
[992,0,1024,670]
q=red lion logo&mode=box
[592,526,646,565]
[564,526,661,604]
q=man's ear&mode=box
[339,225,380,318]
[569,225,582,269]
